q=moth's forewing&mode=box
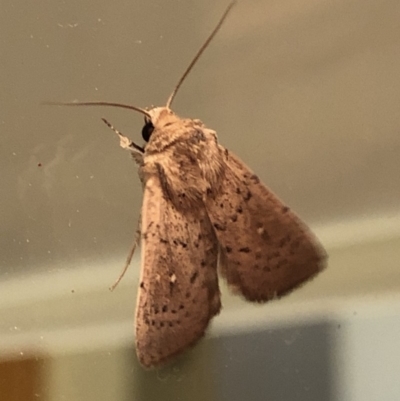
[136,175,220,368]
[206,150,326,302]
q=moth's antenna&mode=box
[165,1,236,109]
[44,101,151,119]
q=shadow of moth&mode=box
[48,2,327,368]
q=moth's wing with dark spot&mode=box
[207,150,326,302]
[135,176,220,369]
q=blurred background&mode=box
[1,0,400,399]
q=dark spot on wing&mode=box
[261,231,271,241]
[190,271,198,284]
[195,129,206,141]
[173,239,188,248]
[169,283,175,296]
[244,190,252,201]
[213,222,226,231]
[250,174,260,183]
[239,247,251,253]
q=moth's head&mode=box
[141,107,179,142]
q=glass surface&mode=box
[1,0,400,400]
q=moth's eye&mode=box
[141,121,154,142]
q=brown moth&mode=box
[49,2,326,368]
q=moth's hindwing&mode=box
[136,175,221,368]
[206,149,326,302]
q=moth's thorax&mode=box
[140,107,225,208]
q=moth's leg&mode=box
[110,216,141,291]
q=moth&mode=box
[49,2,326,368]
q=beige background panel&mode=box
[1,1,400,400]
